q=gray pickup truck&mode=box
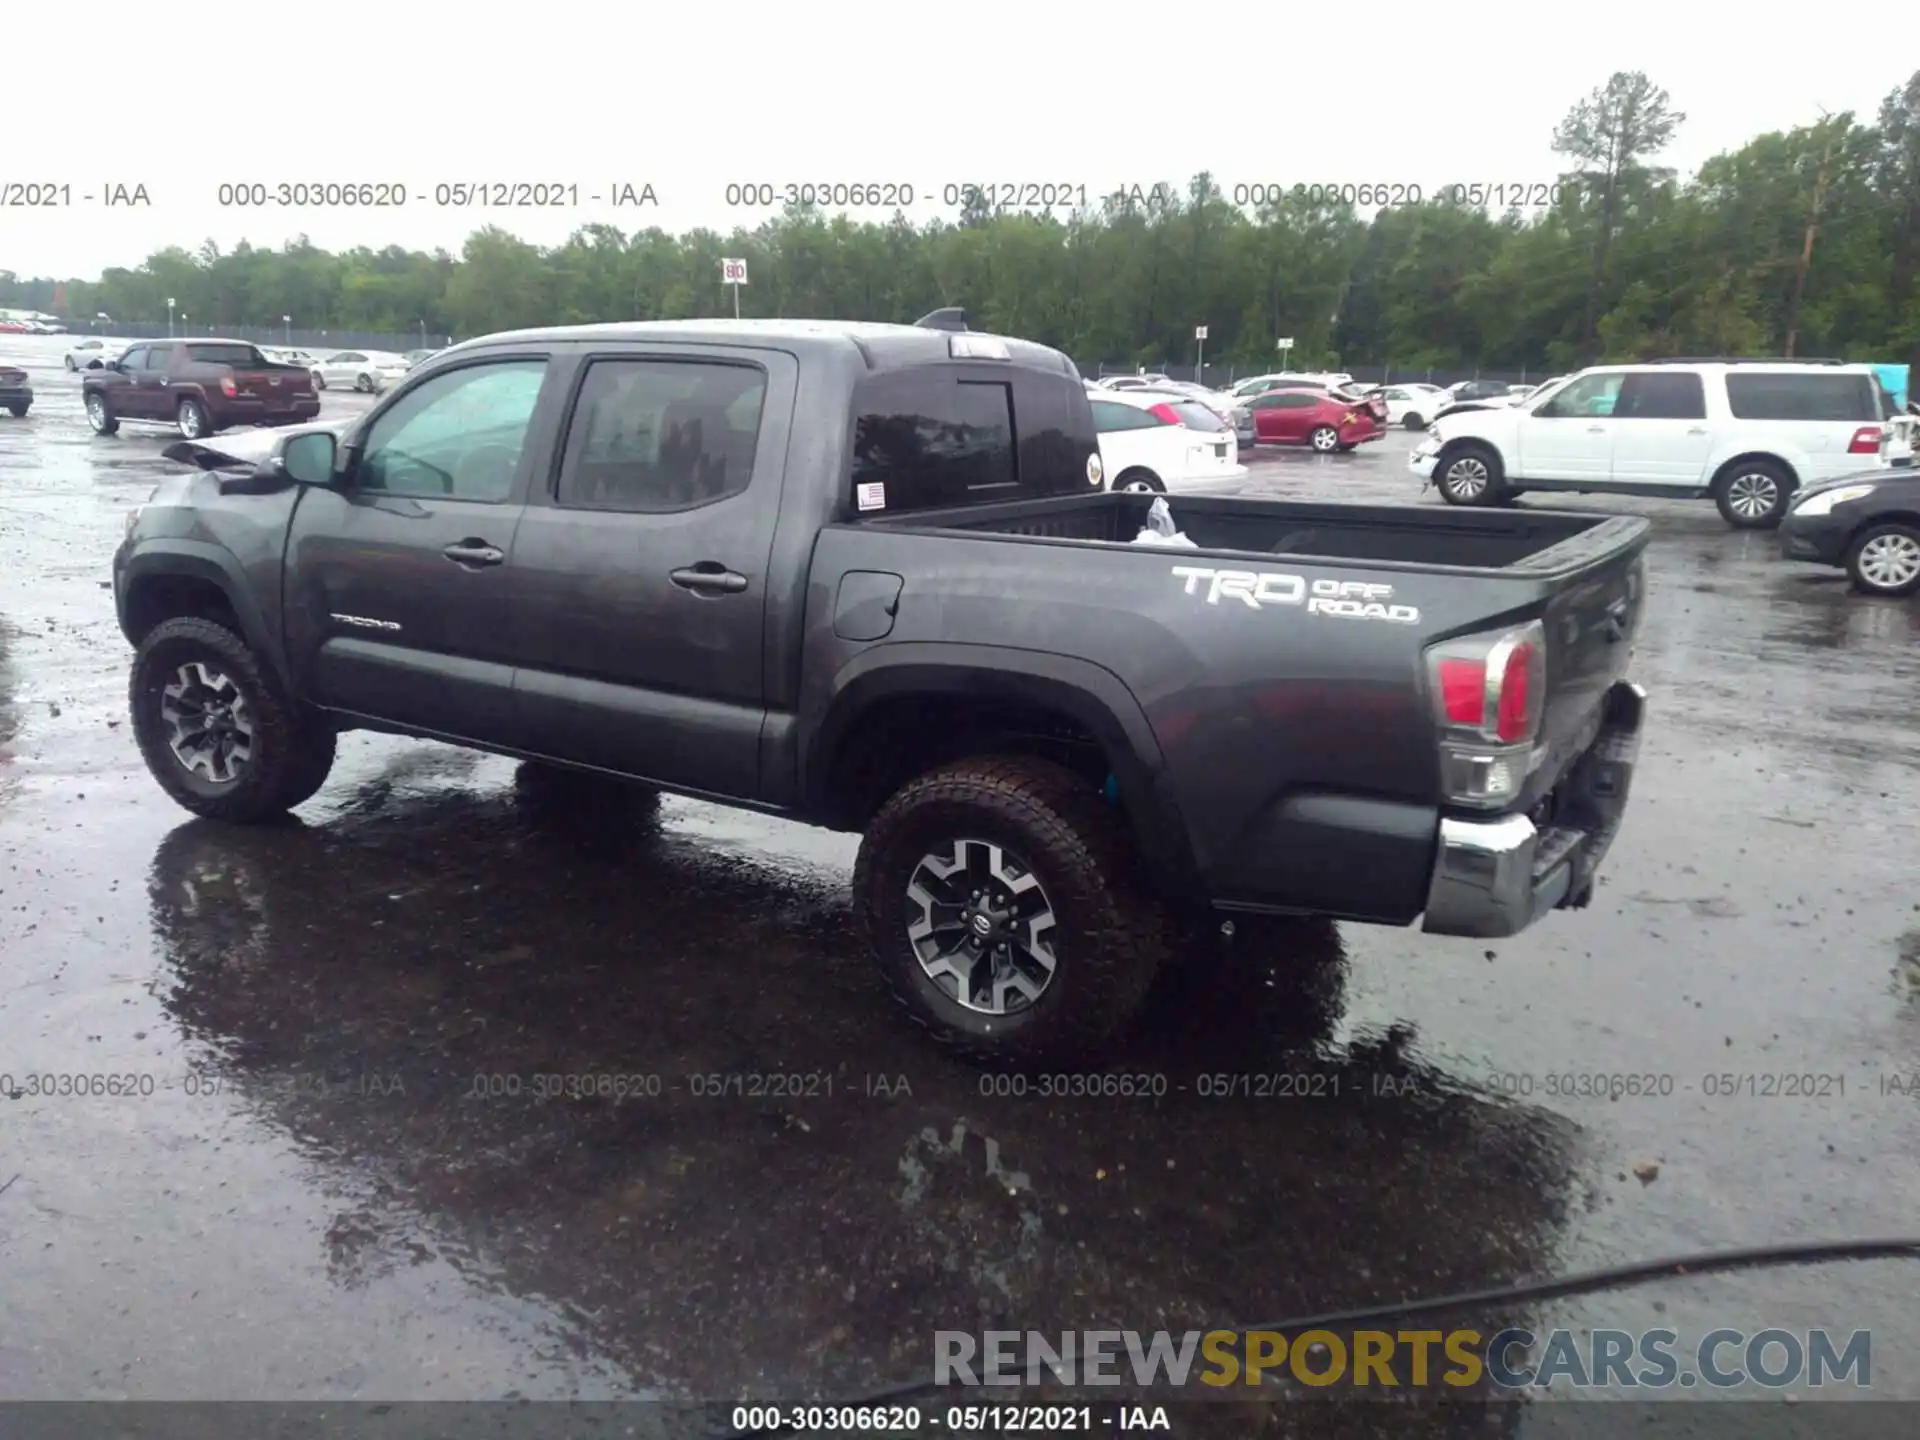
[114,315,1650,1063]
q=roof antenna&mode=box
[915,307,969,332]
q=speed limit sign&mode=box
[721,258,749,284]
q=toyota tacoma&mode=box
[114,315,1651,1064]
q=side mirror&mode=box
[283,430,337,485]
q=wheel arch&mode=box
[1709,451,1799,494]
[118,546,287,684]
[802,645,1203,900]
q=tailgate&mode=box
[236,364,314,398]
[1519,524,1648,808]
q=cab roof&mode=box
[443,318,1078,376]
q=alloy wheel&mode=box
[1725,472,1778,520]
[1856,531,1920,591]
[1311,427,1338,452]
[86,396,107,428]
[178,403,204,438]
[159,661,254,784]
[1443,457,1489,498]
[905,838,1059,1016]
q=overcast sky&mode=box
[6,3,1909,280]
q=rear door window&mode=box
[187,343,264,367]
[1614,372,1706,419]
[554,358,766,512]
[144,345,175,370]
[1724,372,1877,422]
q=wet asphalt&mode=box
[1,334,1918,1426]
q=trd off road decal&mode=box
[1171,566,1421,624]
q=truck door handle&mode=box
[442,540,504,567]
[670,563,748,594]
[1586,425,1605,433]
[1687,427,1707,435]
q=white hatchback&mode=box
[1089,389,1248,493]
[310,350,410,393]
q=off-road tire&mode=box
[130,617,336,823]
[853,755,1168,1066]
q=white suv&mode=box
[1409,361,1893,529]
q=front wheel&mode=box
[853,756,1168,1065]
[1309,425,1340,453]
[1434,445,1505,506]
[5,402,25,418]
[130,617,337,823]
[354,373,374,393]
[1402,412,1426,431]
[85,391,119,435]
[1846,522,1920,597]
[65,356,77,371]
[1114,470,1164,493]
[1714,462,1792,529]
[312,372,327,390]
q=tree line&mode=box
[4,69,1919,373]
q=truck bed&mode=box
[864,490,1641,574]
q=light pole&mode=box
[166,297,175,337]
[283,315,291,344]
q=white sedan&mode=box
[310,350,410,393]
[1365,382,1452,430]
[64,338,126,371]
[1089,388,1247,493]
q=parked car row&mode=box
[61,337,445,394]
[1408,357,1920,595]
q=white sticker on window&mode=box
[856,481,886,511]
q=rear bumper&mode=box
[1422,680,1646,939]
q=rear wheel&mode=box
[1435,443,1505,506]
[85,391,119,435]
[312,371,327,390]
[1403,412,1427,430]
[1114,469,1164,493]
[1713,461,1792,529]
[355,373,375,393]
[1845,522,1920,596]
[176,397,211,439]
[5,401,25,418]
[853,756,1168,1065]
[65,356,77,371]
[1309,425,1340,453]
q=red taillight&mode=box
[1438,658,1485,725]
[1848,426,1884,455]
[1427,622,1545,745]
[1494,642,1534,742]
[1149,402,1181,424]
[219,371,237,397]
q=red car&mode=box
[1248,386,1386,453]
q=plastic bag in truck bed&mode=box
[1130,496,1197,548]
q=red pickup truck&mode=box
[84,339,320,439]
